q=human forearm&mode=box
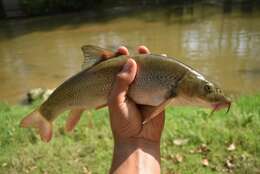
[108,46,164,174]
[110,138,161,174]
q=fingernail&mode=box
[117,46,129,55]
[138,46,150,54]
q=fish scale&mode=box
[20,45,231,142]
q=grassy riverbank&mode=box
[0,95,259,174]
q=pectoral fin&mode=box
[65,108,85,132]
[95,104,107,110]
[142,99,172,124]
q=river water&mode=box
[0,5,260,103]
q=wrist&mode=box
[110,138,161,174]
[114,137,160,152]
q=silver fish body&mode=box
[40,54,187,121]
[20,46,231,142]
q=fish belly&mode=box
[40,55,176,121]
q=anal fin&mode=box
[95,103,107,110]
[65,108,85,132]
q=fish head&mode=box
[197,80,231,114]
[177,72,231,113]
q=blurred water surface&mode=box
[0,4,260,103]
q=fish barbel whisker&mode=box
[226,102,231,113]
[20,45,231,142]
[210,101,231,116]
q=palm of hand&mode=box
[109,97,165,142]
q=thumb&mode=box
[108,59,137,106]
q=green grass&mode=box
[0,95,259,174]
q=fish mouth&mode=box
[210,101,231,116]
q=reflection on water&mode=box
[0,4,260,103]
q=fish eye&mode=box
[204,84,212,93]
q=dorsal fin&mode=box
[81,45,115,70]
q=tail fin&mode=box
[20,109,52,142]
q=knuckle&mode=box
[116,73,130,83]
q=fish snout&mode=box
[210,99,231,115]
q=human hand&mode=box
[108,46,165,143]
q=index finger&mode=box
[116,46,129,56]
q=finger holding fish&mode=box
[65,46,130,133]
[65,45,148,133]
[20,44,231,142]
[108,45,167,141]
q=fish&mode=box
[20,45,231,142]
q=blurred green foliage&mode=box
[19,0,94,15]
[0,1,5,18]
[0,0,253,17]
[18,0,195,16]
